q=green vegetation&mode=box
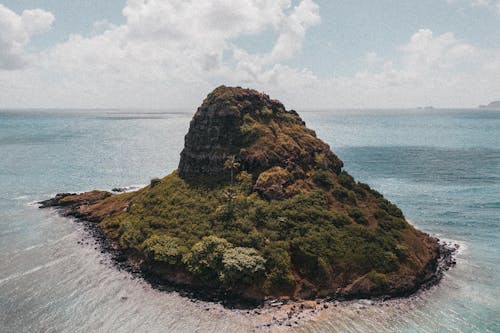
[311,170,334,188]
[90,86,437,300]
[150,177,161,187]
[142,234,187,265]
[368,271,389,288]
[101,167,421,295]
[220,246,266,287]
[223,155,240,184]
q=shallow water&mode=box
[0,109,499,332]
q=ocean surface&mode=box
[0,109,499,332]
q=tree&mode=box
[220,247,266,287]
[224,155,240,184]
[182,236,232,281]
[142,235,187,265]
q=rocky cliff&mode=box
[179,86,342,181]
[40,86,448,303]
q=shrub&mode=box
[353,182,368,199]
[254,167,292,200]
[291,241,320,279]
[142,235,187,265]
[220,247,266,287]
[338,171,355,189]
[368,271,389,288]
[317,257,334,285]
[394,244,408,261]
[215,204,233,221]
[383,251,399,272]
[314,153,328,170]
[330,212,351,227]
[312,170,333,188]
[241,115,265,144]
[375,211,407,231]
[236,171,253,194]
[336,224,401,274]
[259,106,273,118]
[377,198,404,218]
[348,208,368,225]
[150,178,161,187]
[183,236,232,281]
[119,223,145,249]
[263,248,296,293]
[332,187,357,204]
[368,187,383,198]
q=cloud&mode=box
[447,0,500,12]
[231,0,320,81]
[268,0,320,61]
[0,4,54,70]
[0,0,322,108]
[1,2,500,109]
[233,28,500,109]
[472,0,500,9]
[305,29,500,108]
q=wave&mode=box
[27,184,146,207]
[111,184,146,193]
[0,256,72,286]
[12,195,29,200]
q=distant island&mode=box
[479,101,500,109]
[40,86,454,304]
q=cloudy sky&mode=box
[1,0,500,109]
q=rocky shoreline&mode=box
[39,191,458,328]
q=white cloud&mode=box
[401,29,477,72]
[231,0,320,81]
[0,0,321,108]
[365,52,384,65]
[304,29,500,108]
[234,28,500,109]
[473,0,500,9]
[1,1,500,109]
[0,4,54,70]
[447,0,500,12]
[268,0,320,61]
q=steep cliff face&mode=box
[41,86,443,302]
[179,86,342,183]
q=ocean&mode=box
[0,109,498,332]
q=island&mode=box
[479,101,500,109]
[40,86,454,304]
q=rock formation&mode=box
[40,86,448,303]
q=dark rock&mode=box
[178,86,342,182]
[38,193,76,208]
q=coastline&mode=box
[38,190,458,328]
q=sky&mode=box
[1,0,500,110]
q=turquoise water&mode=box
[0,109,499,332]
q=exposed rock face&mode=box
[178,86,343,183]
[178,87,246,179]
